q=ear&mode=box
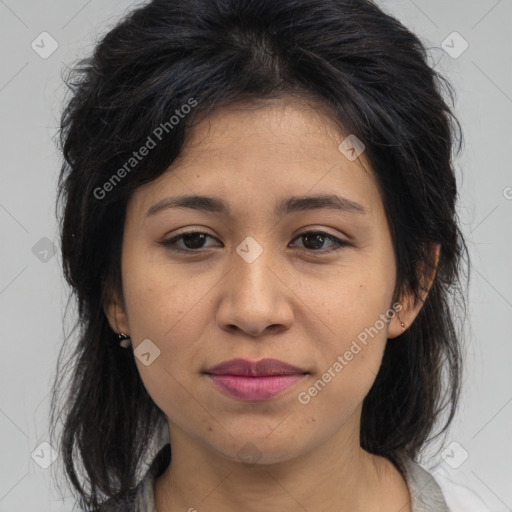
[104,287,130,336]
[388,243,441,339]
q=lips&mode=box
[204,358,308,377]
[204,358,308,401]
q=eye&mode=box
[160,231,221,253]
[290,231,349,254]
[160,230,349,255]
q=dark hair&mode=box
[50,0,469,509]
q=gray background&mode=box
[0,0,511,510]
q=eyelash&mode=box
[159,230,350,256]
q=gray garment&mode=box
[100,447,451,511]
[401,457,451,512]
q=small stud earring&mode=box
[118,332,131,348]
[396,310,406,333]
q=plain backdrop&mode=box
[0,0,511,510]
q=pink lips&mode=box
[204,358,308,401]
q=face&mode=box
[108,96,412,465]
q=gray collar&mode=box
[401,457,451,511]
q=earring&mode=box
[118,332,131,348]
[396,311,406,333]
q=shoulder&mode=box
[400,457,492,512]
[428,463,492,512]
[400,457,451,511]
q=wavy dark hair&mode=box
[50,0,469,509]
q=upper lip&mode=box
[204,358,308,376]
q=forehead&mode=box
[177,97,351,162]
[128,96,383,222]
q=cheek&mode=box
[119,243,226,381]
[314,259,395,351]
[125,283,209,384]
[121,245,206,342]
[293,320,389,440]
[303,252,396,407]
[122,268,209,425]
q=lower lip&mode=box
[206,374,306,401]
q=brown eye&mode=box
[160,230,349,255]
[291,231,349,254]
[160,232,221,253]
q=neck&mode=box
[154,419,410,512]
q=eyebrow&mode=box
[146,193,367,217]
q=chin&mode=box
[210,431,310,466]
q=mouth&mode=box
[203,358,309,402]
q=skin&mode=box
[106,96,439,512]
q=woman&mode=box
[50,0,472,510]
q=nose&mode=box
[216,247,294,337]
